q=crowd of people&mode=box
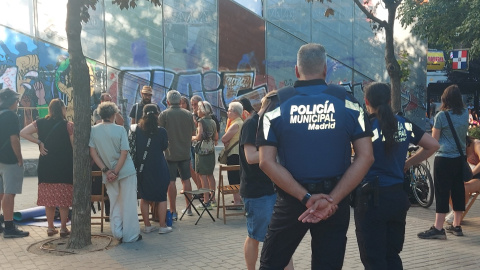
[0,42,478,270]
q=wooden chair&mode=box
[217,164,244,224]
[462,191,479,220]
[90,171,108,232]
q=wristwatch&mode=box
[101,167,109,173]
[301,193,312,205]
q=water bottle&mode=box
[166,209,173,227]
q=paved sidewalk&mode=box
[1,140,479,269]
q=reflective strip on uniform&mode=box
[263,107,281,140]
[372,129,379,142]
[405,122,414,138]
[345,100,366,132]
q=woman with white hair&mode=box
[192,101,218,209]
[221,101,244,207]
[89,102,141,243]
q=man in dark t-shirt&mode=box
[0,88,29,238]
[129,85,160,124]
[239,98,293,269]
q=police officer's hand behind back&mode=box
[298,194,338,223]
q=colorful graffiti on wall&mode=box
[0,25,272,128]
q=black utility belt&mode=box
[301,176,341,194]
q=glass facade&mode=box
[0,0,426,128]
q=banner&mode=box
[427,50,445,71]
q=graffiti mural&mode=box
[116,68,268,126]
[0,26,107,126]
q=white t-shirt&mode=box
[89,123,136,181]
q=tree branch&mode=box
[353,0,388,29]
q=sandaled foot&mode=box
[60,228,70,237]
[47,228,58,236]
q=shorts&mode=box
[243,193,277,242]
[0,162,24,194]
[167,159,191,181]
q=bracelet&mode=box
[37,140,42,145]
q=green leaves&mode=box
[399,0,480,58]
[111,0,161,10]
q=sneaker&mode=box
[181,208,194,216]
[143,226,158,233]
[445,225,464,236]
[210,201,217,207]
[445,211,454,225]
[158,226,173,234]
[196,202,213,210]
[172,212,178,221]
[417,226,447,240]
[3,226,29,238]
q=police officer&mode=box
[257,43,374,269]
[356,82,439,269]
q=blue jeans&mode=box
[243,193,277,242]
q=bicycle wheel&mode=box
[411,163,435,208]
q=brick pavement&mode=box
[1,140,479,269]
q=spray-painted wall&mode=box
[0,0,427,130]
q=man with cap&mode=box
[129,85,159,124]
[0,88,29,238]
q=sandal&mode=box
[47,227,58,236]
[60,228,70,237]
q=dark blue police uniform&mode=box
[257,79,372,270]
[354,114,424,270]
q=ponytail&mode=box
[365,82,398,154]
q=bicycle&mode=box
[405,145,435,208]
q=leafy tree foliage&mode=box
[400,0,480,82]
[399,0,480,58]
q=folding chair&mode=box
[462,191,479,220]
[179,188,215,225]
[90,171,108,232]
[217,164,244,224]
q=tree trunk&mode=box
[384,4,402,114]
[66,0,92,248]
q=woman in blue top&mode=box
[355,82,439,270]
[418,84,469,239]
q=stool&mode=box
[90,171,108,232]
[217,164,244,224]
[179,188,215,225]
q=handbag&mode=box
[195,139,215,155]
[194,118,215,155]
[445,111,473,182]
[218,141,239,164]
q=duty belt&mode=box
[301,176,340,194]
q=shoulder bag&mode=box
[194,119,215,155]
[218,141,239,164]
[445,111,472,182]
[136,133,153,187]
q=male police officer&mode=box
[257,43,374,269]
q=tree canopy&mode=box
[399,0,480,58]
